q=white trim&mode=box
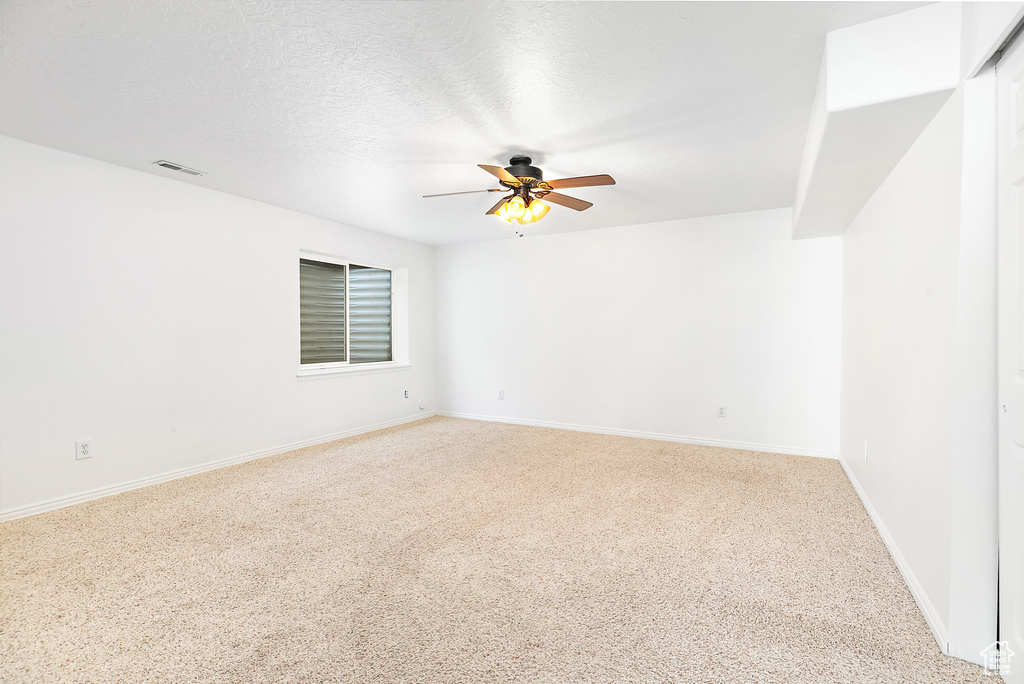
[298,249,392,273]
[297,362,411,378]
[437,412,838,459]
[0,413,436,522]
[838,457,950,655]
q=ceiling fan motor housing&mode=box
[505,156,543,185]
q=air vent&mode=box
[153,160,204,176]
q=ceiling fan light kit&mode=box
[424,155,615,235]
[496,196,550,224]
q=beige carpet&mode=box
[0,416,999,683]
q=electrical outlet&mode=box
[76,440,93,460]
[717,407,726,418]
[498,389,504,400]
[863,440,868,463]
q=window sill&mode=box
[297,362,411,380]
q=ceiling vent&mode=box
[153,160,204,176]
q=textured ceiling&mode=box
[0,1,922,245]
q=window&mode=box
[299,257,393,369]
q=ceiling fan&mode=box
[423,156,615,228]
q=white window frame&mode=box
[297,250,406,378]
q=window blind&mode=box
[299,259,346,364]
[348,265,392,363]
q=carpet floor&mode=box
[0,416,1000,683]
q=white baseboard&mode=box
[838,457,950,655]
[0,413,437,522]
[437,411,838,460]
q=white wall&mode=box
[436,208,842,457]
[840,79,998,662]
[0,136,436,518]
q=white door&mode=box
[997,34,1024,684]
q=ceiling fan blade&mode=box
[544,174,616,190]
[485,195,512,215]
[542,191,593,211]
[478,164,521,186]
[423,188,505,198]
